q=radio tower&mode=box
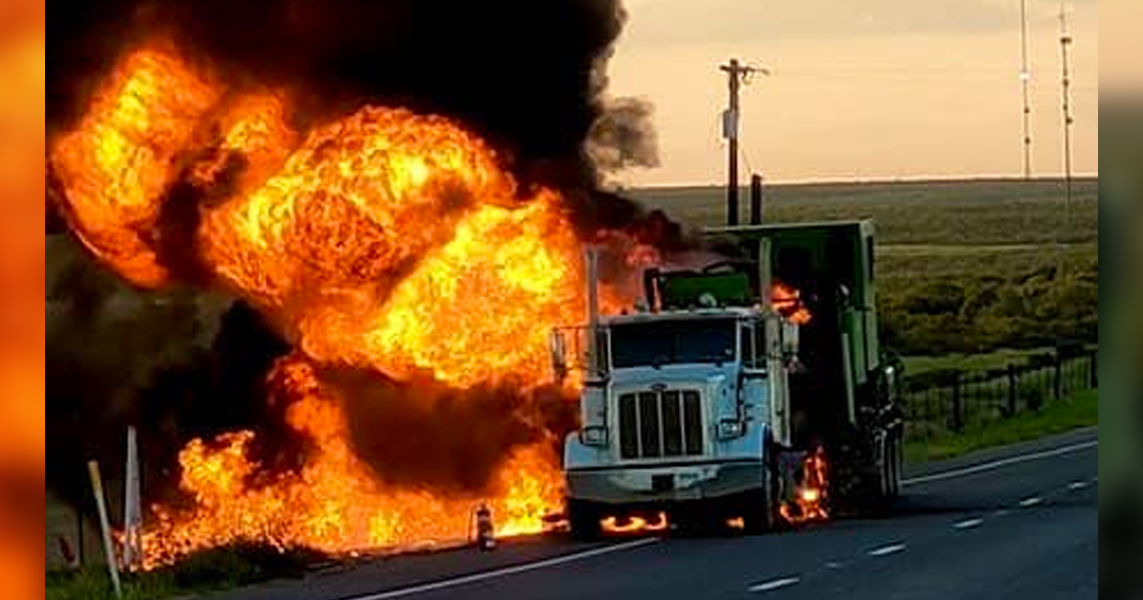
[1019,0,1033,179]
[1058,4,1074,242]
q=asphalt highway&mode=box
[209,427,1098,600]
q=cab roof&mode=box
[600,306,762,326]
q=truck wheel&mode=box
[567,500,602,541]
[880,435,893,498]
[742,492,778,534]
[889,434,902,498]
[743,467,781,534]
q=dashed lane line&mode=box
[1019,496,1043,508]
[953,518,984,530]
[748,577,802,593]
[868,543,908,557]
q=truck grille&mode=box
[618,389,703,459]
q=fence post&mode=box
[1007,363,1017,416]
[951,372,964,432]
[1053,353,1062,400]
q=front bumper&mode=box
[566,460,766,505]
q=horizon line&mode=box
[616,173,1100,190]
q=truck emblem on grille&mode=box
[651,383,667,392]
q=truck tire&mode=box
[567,499,602,541]
[879,434,893,498]
[742,490,780,534]
[830,431,891,517]
[888,432,902,498]
[743,461,782,534]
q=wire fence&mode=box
[900,349,1098,442]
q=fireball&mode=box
[51,46,596,566]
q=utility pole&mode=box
[720,58,769,226]
[1020,0,1033,179]
[1058,4,1074,243]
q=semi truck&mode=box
[550,219,903,538]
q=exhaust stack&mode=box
[585,246,601,379]
[758,238,773,310]
[750,174,764,225]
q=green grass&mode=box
[628,178,1098,245]
[46,569,181,600]
[902,348,1058,376]
[45,543,324,600]
[904,388,1098,464]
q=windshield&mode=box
[610,318,737,368]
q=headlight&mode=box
[580,425,609,447]
[717,419,745,440]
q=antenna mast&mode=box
[1020,0,1033,179]
[1058,4,1074,242]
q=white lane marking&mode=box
[1068,480,1089,491]
[868,543,907,557]
[992,509,1011,517]
[748,577,801,593]
[824,560,845,569]
[953,518,984,530]
[1019,496,1043,507]
[343,538,658,600]
[901,440,1097,487]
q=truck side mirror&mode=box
[550,330,568,383]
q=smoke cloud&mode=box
[46,235,295,506]
[48,0,655,190]
[321,369,575,493]
[588,96,660,175]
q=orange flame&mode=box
[600,512,669,534]
[772,282,812,325]
[141,358,563,569]
[52,48,221,287]
[779,447,829,524]
[51,47,595,567]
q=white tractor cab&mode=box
[552,223,903,538]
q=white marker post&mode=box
[87,460,122,598]
[123,426,142,571]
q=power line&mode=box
[1020,0,1033,179]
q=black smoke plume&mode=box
[321,369,576,494]
[48,0,654,192]
[588,97,660,175]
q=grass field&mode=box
[627,178,1098,245]
[904,388,1098,463]
[629,178,1099,358]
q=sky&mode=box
[605,0,1099,186]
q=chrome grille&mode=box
[618,389,703,459]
